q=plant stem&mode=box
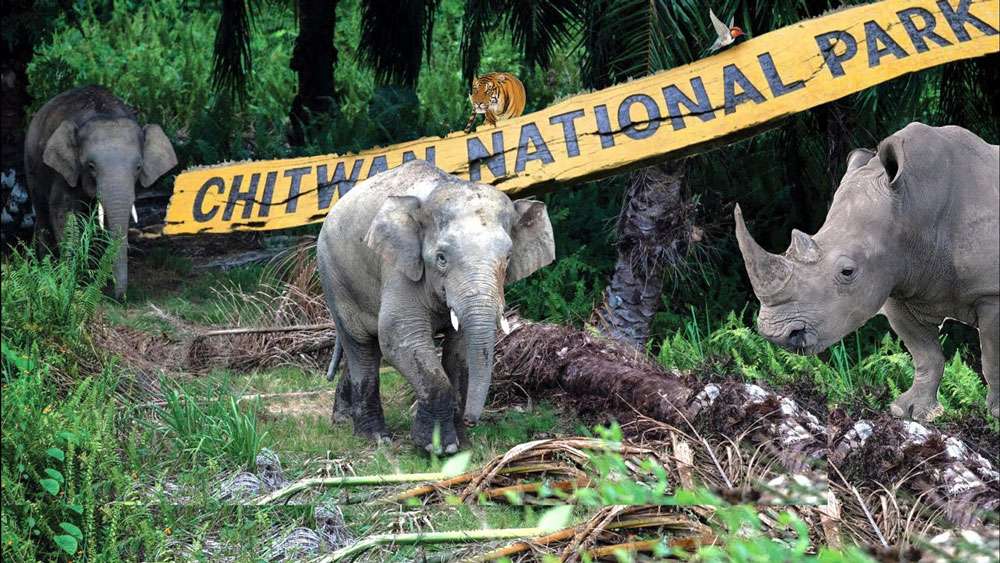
[309,528,548,563]
[254,473,448,504]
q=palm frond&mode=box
[502,0,580,75]
[460,0,502,84]
[212,0,258,101]
[358,0,440,88]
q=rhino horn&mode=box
[734,204,793,297]
[788,229,821,264]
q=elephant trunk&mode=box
[453,267,505,427]
[99,177,135,301]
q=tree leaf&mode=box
[440,451,472,478]
[537,505,574,532]
[46,447,65,462]
[66,504,84,515]
[40,478,60,496]
[53,534,77,555]
[59,522,83,540]
[44,468,64,483]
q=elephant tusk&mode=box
[131,205,138,224]
[450,310,460,331]
[97,203,105,229]
[500,316,511,335]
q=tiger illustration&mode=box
[464,72,526,134]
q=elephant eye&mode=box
[135,161,142,171]
[841,267,854,277]
[436,252,447,269]
[87,161,96,172]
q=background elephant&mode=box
[318,160,555,453]
[24,85,177,299]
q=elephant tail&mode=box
[325,336,343,382]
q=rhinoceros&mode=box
[735,122,999,421]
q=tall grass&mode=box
[155,381,268,470]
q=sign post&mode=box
[164,0,999,235]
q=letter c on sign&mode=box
[193,177,225,223]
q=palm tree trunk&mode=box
[288,0,339,147]
[594,159,698,349]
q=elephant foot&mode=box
[413,396,459,455]
[987,389,999,419]
[890,389,943,421]
[351,413,390,442]
[331,400,352,424]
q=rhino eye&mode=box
[836,260,858,283]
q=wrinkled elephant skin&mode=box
[318,160,555,453]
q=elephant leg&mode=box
[341,334,388,440]
[884,299,946,421]
[977,300,999,418]
[442,328,469,447]
[31,196,54,256]
[331,361,352,424]
[381,320,458,454]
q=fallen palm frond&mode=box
[470,506,716,563]
[493,314,999,531]
[185,237,335,373]
[310,527,549,563]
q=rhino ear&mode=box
[846,148,875,172]
[877,135,905,189]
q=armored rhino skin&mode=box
[735,122,999,421]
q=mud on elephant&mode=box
[25,85,178,300]
[318,160,555,453]
[735,122,999,420]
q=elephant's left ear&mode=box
[507,199,555,285]
[140,124,178,187]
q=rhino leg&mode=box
[978,301,999,419]
[884,299,945,421]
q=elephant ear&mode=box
[365,195,424,282]
[877,135,905,190]
[140,124,178,187]
[507,199,555,285]
[43,121,80,187]
[845,148,875,172]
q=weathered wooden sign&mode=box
[164,0,999,235]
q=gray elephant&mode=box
[735,122,999,420]
[25,85,178,299]
[318,160,555,452]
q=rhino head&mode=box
[735,136,908,355]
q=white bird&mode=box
[708,8,744,53]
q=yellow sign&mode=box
[165,0,999,235]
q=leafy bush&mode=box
[0,358,152,561]
[1,213,117,356]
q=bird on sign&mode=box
[707,8,744,53]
